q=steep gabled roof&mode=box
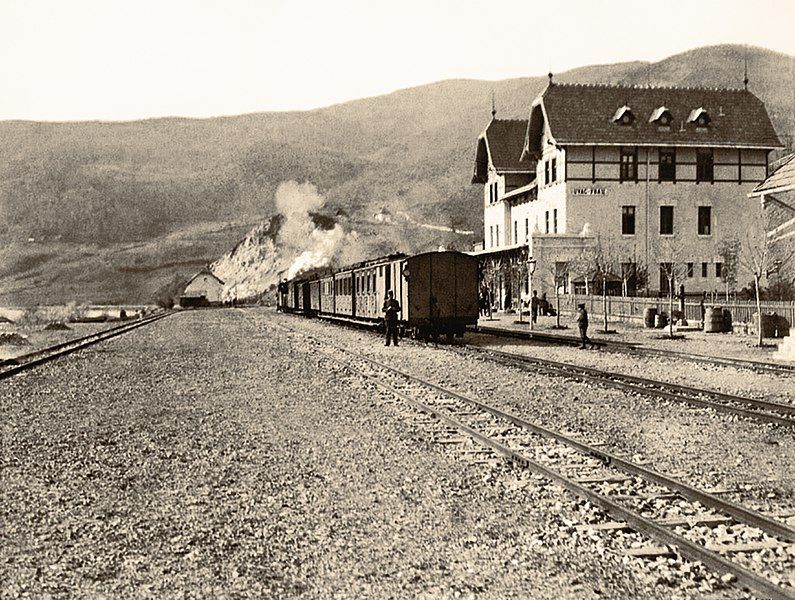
[472,118,530,183]
[536,83,782,149]
[186,267,225,286]
[751,153,795,196]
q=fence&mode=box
[552,293,795,328]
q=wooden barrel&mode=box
[654,313,668,328]
[721,308,733,333]
[644,307,657,328]
[704,307,723,333]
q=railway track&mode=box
[475,325,795,377]
[454,344,795,429]
[277,321,795,599]
[0,312,170,380]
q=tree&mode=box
[506,247,531,321]
[540,259,569,329]
[481,256,503,318]
[717,239,740,302]
[737,207,795,346]
[591,236,625,333]
[658,238,689,339]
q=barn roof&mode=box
[186,267,225,286]
[523,83,781,156]
[472,119,531,184]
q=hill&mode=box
[0,44,793,305]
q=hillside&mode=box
[1,44,793,305]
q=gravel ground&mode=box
[481,314,792,364]
[464,332,795,405]
[1,308,685,598]
[275,311,795,511]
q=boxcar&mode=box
[400,251,479,340]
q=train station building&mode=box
[472,79,783,308]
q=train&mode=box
[277,250,480,341]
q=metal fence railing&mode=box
[554,294,795,327]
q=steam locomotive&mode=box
[277,250,479,341]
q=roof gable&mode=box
[472,119,530,183]
[539,83,781,148]
[187,268,225,287]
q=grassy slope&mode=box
[0,45,792,305]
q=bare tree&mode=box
[717,239,740,302]
[591,236,625,333]
[481,256,503,319]
[658,238,689,339]
[539,258,569,329]
[738,208,795,346]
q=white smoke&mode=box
[286,224,345,279]
[213,180,350,300]
[275,181,347,279]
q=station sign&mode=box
[572,187,608,196]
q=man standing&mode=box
[531,290,540,324]
[577,303,595,349]
[382,291,401,347]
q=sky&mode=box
[1,0,794,121]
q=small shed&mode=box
[180,268,225,308]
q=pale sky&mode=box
[1,0,793,121]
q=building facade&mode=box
[473,81,782,302]
[180,268,225,307]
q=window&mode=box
[525,218,529,241]
[514,221,518,245]
[659,206,674,235]
[551,158,557,183]
[613,105,634,125]
[687,262,694,278]
[716,262,723,278]
[696,148,714,183]
[701,262,708,277]
[553,209,558,233]
[698,206,711,235]
[489,226,494,248]
[495,225,500,247]
[620,147,637,182]
[659,148,676,182]
[622,206,636,235]
[544,161,550,185]
[545,211,550,234]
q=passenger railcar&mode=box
[277,250,479,341]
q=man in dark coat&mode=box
[576,303,595,349]
[382,291,401,347]
[531,290,540,323]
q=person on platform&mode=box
[531,290,540,324]
[576,303,596,349]
[382,291,401,347]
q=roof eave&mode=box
[556,141,783,150]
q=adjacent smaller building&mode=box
[180,268,225,308]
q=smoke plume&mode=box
[212,181,350,300]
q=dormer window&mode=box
[612,105,634,125]
[649,106,673,130]
[688,107,711,129]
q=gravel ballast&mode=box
[0,309,684,598]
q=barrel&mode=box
[654,313,668,328]
[721,308,732,333]
[704,306,723,333]
[644,307,657,328]
[757,312,778,338]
